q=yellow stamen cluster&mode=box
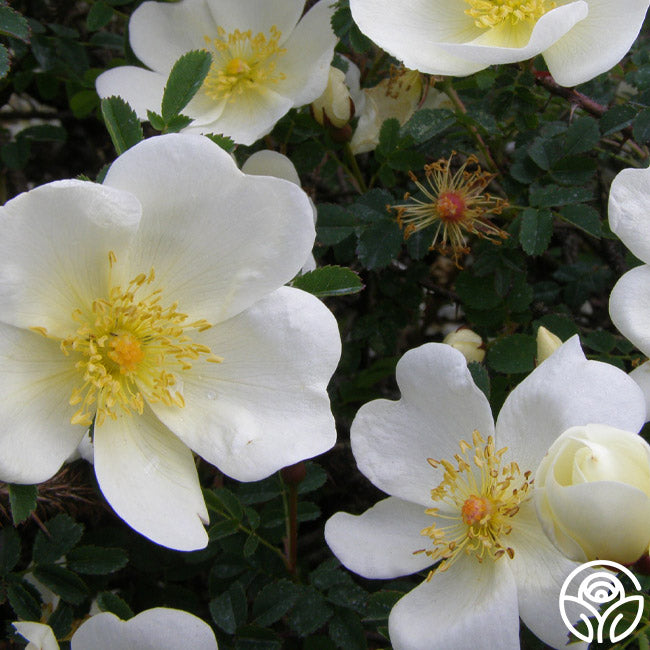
[202,25,287,102]
[393,153,508,266]
[416,430,533,576]
[58,252,222,427]
[464,0,553,29]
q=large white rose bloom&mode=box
[0,133,340,551]
[96,0,337,145]
[349,0,649,87]
[325,338,645,649]
[14,607,218,649]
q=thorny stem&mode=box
[535,73,648,162]
[440,77,501,175]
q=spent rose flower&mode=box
[535,424,650,564]
[0,133,340,551]
[349,0,649,87]
[325,338,645,649]
[96,0,337,145]
[349,66,453,155]
[392,152,508,265]
[14,607,218,649]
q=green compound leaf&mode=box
[66,545,128,575]
[96,591,134,620]
[0,6,30,41]
[33,513,84,565]
[487,334,536,374]
[292,266,363,298]
[161,49,211,123]
[0,527,20,575]
[558,204,602,238]
[400,108,455,143]
[6,577,42,621]
[519,208,554,256]
[0,43,9,79]
[8,483,38,524]
[252,579,300,626]
[101,96,144,155]
[32,564,88,605]
[86,1,113,31]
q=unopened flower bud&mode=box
[536,326,562,363]
[312,67,354,129]
[534,424,650,564]
[443,328,485,363]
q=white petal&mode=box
[351,343,494,506]
[350,0,487,76]
[128,0,216,72]
[544,478,650,564]
[93,409,208,551]
[543,0,650,87]
[436,3,588,65]
[148,286,340,482]
[186,86,293,145]
[274,0,337,106]
[610,265,650,359]
[324,497,434,579]
[508,501,589,649]
[71,609,218,650]
[495,336,646,472]
[0,325,86,483]
[242,150,301,185]
[631,361,650,420]
[608,166,650,265]
[388,558,520,650]
[205,0,304,41]
[95,67,167,121]
[242,150,317,272]
[13,622,59,650]
[103,134,315,323]
[0,180,140,337]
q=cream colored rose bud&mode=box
[312,67,353,129]
[534,424,650,564]
[443,328,485,363]
[536,326,562,363]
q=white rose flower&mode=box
[349,0,649,87]
[14,607,218,649]
[96,0,337,145]
[0,134,340,551]
[325,337,645,649]
[535,424,650,564]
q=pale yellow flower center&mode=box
[464,0,553,29]
[31,252,223,428]
[202,25,287,102]
[416,430,533,575]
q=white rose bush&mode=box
[4,0,650,648]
